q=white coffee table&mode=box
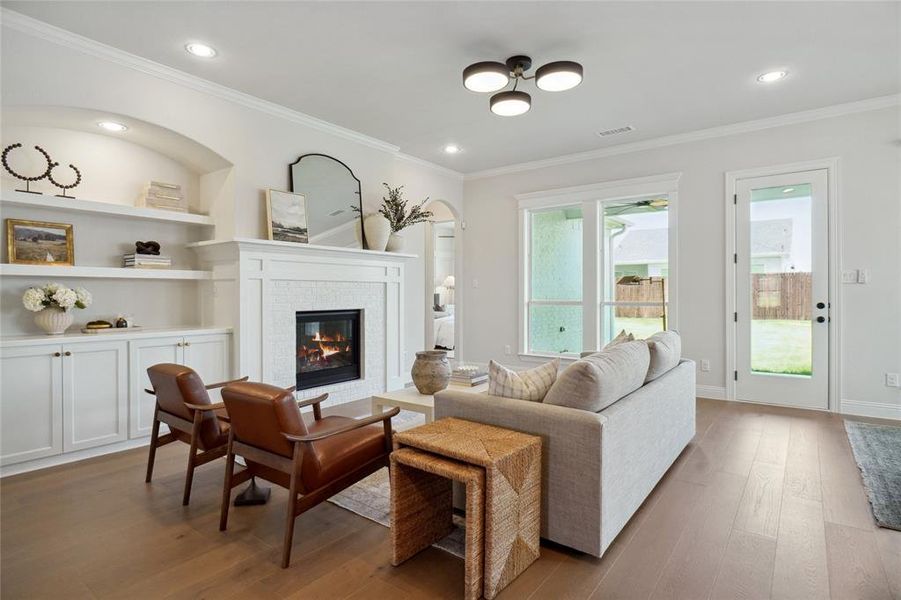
[371,382,488,423]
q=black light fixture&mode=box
[463,55,583,116]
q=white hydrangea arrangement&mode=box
[22,283,92,312]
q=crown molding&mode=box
[0,8,464,181]
[466,94,900,181]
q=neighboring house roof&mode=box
[612,219,792,264]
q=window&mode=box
[601,196,671,342]
[518,173,679,358]
[526,206,583,355]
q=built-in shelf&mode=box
[1,190,214,226]
[0,264,211,280]
[0,326,232,347]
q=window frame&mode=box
[517,173,681,362]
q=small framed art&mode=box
[6,219,75,265]
[266,189,309,243]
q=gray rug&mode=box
[328,410,466,558]
[845,420,901,531]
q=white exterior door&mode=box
[734,169,829,409]
[0,345,63,465]
[129,336,183,438]
[62,341,128,451]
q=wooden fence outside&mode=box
[613,273,812,320]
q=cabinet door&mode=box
[129,336,184,438]
[0,345,63,466]
[183,334,231,402]
[62,341,128,452]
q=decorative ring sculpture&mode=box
[47,162,82,198]
[1,143,55,194]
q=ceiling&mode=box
[5,1,899,174]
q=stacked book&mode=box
[450,364,488,386]
[137,181,187,213]
[123,254,172,269]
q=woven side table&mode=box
[390,447,485,600]
[393,417,542,599]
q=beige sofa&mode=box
[434,358,695,557]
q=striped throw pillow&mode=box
[488,359,559,402]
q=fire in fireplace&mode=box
[296,309,361,390]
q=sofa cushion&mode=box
[488,359,559,402]
[645,330,682,382]
[543,341,650,412]
[579,330,634,358]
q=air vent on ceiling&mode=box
[597,125,635,137]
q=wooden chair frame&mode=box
[144,375,250,505]
[218,393,400,568]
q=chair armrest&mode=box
[144,388,156,396]
[205,376,249,390]
[296,393,328,409]
[184,401,226,412]
[283,406,400,443]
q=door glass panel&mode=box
[749,183,812,376]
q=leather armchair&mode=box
[145,363,248,505]
[218,381,400,568]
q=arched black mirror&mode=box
[289,154,365,249]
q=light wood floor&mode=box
[2,398,899,599]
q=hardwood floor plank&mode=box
[771,496,830,600]
[873,527,901,600]
[734,461,785,538]
[709,530,777,600]
[825,522,893,600]
[650,470,747,600]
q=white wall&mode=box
[462,107,901,413]
[0,24,464,371]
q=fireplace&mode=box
[295,309,362,391]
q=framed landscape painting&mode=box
[266,189,309,243]
[6,219,74,265]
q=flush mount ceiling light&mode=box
[185,42,217,58]
[97,121,128,132]
[444,144,461,154]
[757,70,787,83]
[463,55,583,116]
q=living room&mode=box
[0,2,898,599]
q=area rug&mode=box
[328,410,466,558]
[844,420,901,530]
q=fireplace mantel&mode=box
[190,237,413,406]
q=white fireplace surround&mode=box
[190,238,414,407]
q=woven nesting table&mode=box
[390,417,542,600]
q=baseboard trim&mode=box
[696,385,727,400]
[1,437,152,478]
[840,399,901,421]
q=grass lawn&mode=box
[614,317,812,376]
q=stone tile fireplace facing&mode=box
[296,309,362,391]
[189,239,414,408]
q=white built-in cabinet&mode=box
[130,333,230,438]
[0,330,231,468]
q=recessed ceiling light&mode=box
[98,121,128,132]
[444,144,460,154]
[757,70,787,83]
[782,187,795,193]
[185,42,217,58]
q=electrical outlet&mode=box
[700,359,711,372]
[857,269,870,284]
[842,270,858,284]
[504,345,512,355]
[886,373,900,388]
[472,278,480,289]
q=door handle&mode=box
[816,316,826,323]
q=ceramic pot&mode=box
[411,350,451,394]
[34,307,73,335]
[386,232,405,252]
[363,214,391,252]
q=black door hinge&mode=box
[734,253,738,264]
[733,194,737,205]
[734,370,738,381]
[734,312,738,322]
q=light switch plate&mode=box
[842,270,858,284]
[857,269,870,284]
[886,373,900,388]
[700,359,711,372]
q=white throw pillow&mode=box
[544,341,650,412]
[488,359,559,402]
[605,329,634,348]
[645,330,682,382]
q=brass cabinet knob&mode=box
[184,342,191,347]
[64,351,72,356]
[53,352,61,357]
[176,342,183,347]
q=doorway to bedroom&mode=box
[425,201,458,359]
